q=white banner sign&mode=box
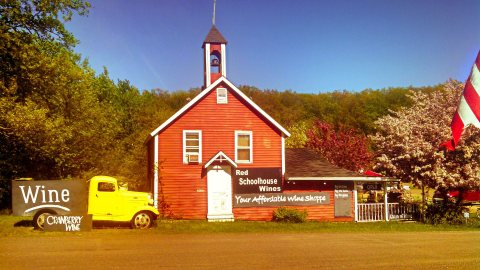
[233,192,330,208]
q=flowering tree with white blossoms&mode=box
[370,80,480,194]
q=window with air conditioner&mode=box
[183,130,202,164]
[217,88,228,104]
[235,131,252,163]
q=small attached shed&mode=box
[285,148,404,222]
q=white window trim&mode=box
[153,135,159,209]
[221,43,227,77]
[281,135,285,175]
[235,131,253,164]
[183,130,202,164]
[217,88,228,104]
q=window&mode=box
[98,182,115,192]
[183,130,202,164]
[235,131,252,163]
[217,88,227,104]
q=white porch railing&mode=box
[356,203,418,222]
[387,203,418,221]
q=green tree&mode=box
[1,0,90,94]
[0,0,97,180]
[285,121,310,148]
[0,0,90,46]
[0,49,119,178]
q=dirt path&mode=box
[1,231,479,269]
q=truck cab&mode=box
[87,176,159,228]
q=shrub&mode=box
[272,207,308,223]
[425,202,466,225]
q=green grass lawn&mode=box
[154,219,480,234]
[1,214,479,237]
[403,183,433,202]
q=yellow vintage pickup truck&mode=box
[12,176,159,230]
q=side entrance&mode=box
[207,165,234,221]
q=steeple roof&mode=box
[203,25,227,44]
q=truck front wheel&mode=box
[131,211,153,229]
[33,210,56,230]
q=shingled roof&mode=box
[203,25,227,44]
[285,148,363,178]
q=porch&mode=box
[355,202,419,222]
[353,179,420,222]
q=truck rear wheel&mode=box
[131,211,153,229]
[33,210,56,230]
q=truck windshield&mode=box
[98,182,115,192]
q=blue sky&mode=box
[66,0,480,93]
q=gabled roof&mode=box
[149,76,290,139]
[285,148,396,182]
[203,25,227,45]
[286,148,362,178]
[203,151,237,168]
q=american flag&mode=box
[441,51,480,151]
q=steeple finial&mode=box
[212,0,216,25]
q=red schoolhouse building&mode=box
[146,26,393,222]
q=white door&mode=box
[207,165,234,221]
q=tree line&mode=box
[4,1,476,215]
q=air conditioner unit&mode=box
[186,154,199,164]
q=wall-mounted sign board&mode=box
[233,168,282,194]
[363,183,382,191]
[233,192,330,208]
[334,184,351,217]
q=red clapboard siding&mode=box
[156,83,283,219]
